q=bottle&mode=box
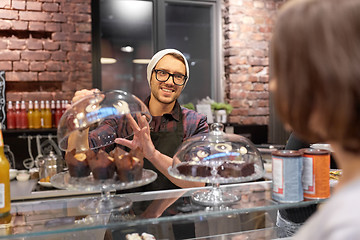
[55,100,62,127]
[19,100,28,129]
[0,125,11,217]
[51,100,56,128]
[14,101,21,129]
[28,100,34,129]
[33,100,41,129]
[6,101,16,129]
[40,100,45,128]
[44,100,52,128]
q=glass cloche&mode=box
[168,123,264,205]
[53,90,157,213]
[57,90,152,151]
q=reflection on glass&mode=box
[165,3,212,104]
[100,0,153,99]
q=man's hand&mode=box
[114,114,156,161]
[71,89,100,105]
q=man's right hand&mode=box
[71,89,100,104]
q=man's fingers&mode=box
[126,114,141,133]
[114,138,133,149]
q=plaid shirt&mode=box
[89,96,209,150]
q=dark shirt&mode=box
[88,96,209,150]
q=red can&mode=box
[301,148,330,199]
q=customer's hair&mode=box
[271,0,360,152]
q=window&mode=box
[92,0,223,104]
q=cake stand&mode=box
[168,162,264,206]
[169,123,265,206]
[51,169,157,214]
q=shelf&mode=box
[1,181,325,239]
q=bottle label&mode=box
[0,183,4,208]
[0,130,3,147]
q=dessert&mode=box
[126,232,156,240]
[65,149,91,178]
[176,163,212,177]
[86,149,115,180]
[217,162,255,178]
[111,147,144,182]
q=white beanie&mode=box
[146,49,189,88]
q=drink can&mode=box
[271,150,303,203]
[301,148,330,199]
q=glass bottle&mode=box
[51,100,56,128]
[28,100,34,129]
[33,100,41,129]
[40,100,45,128]
[14,101,21,129]
[44,100,52,128]
[6,101,15,129]
[0,125,11,217]
[19,100,28,129]
[55,100,62,127]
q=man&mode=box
[71,49,208,190]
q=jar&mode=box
[38,151,64,182]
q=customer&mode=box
[70,49,208,190]
[270,0,360,238]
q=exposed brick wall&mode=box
[0,0,92,102]
[1,0,285,126]
[222,0,285,125]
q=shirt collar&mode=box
[144,96,181,121]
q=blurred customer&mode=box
[270,0,360,238]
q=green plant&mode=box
[182,102,195,110]
[211,102,233,115]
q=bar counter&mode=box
[0,180,326,239]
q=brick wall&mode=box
[0,0,284,126]
[0,0,92,102]
[223,0,284,125]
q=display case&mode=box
[0,181,325,239]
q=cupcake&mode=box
[111,147,144,182]
[65,148,91,178]
[86,149,115,180]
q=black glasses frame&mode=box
[153,69,188,86]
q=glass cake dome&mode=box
[57,90,152,151]
[54,90,155,214]
[168,123,264,205]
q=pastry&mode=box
[112,147,144,182]
[217,162,255,178]
[86,149,115,180]
[65,148,91,178]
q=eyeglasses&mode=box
[153,69,187,86]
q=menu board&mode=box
[0,71,5,129]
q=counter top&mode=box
[10,179,101,201]
[1,180,325,239]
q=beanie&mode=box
[146,49,189,88]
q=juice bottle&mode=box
[51,100,56,128]
[40,100,45,128]
[19,100,28,129]
[0,125,11,217]
[55,100,62,127]
[6,101,15,129]
[27,100,34,129]
[44,100,52,128]
[14,101,21,129]
[33,101,41,129]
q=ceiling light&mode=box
[132,59,151,64]
[101,57,117,64]
[121,46,134,53]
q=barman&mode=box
[70,49,208,190]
